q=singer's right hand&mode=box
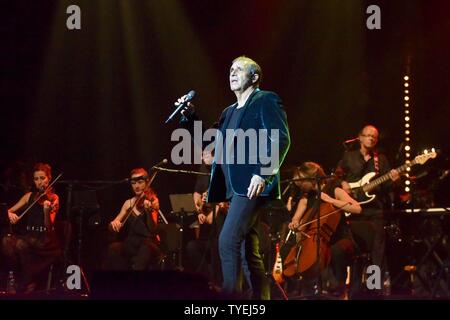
[180,102,195,117]
[110,219,123,233]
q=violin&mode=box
[34,188,57,207]
[121,189,157,224]
[282,202,342,279]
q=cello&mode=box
[283,201,343,279]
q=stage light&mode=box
[404,75,409,81]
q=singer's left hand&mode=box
[247,175,265,200]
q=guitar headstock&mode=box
[414,148,437,165]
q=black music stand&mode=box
[168,193,196,270]
[70,190,99,295]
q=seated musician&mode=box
[104,168,161,271]
[1,162,61,293]
[288,162,362,296]
[185,191,229,284]
[185,150,229,285]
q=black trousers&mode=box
[218,195,270,300]
[348,209,386,294]
[104,236,161,271]
[1,232,61,288]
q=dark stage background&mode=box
[1,0,449,273]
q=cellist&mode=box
[288,162,362,296]
[104,168,161,271]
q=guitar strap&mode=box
[373,151,380,175]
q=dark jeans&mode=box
[218,195,270,300]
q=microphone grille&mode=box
[187,90,196,99]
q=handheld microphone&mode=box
[165,90,196,123]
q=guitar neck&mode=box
[362,160,416,192]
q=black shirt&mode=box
[221,105,245,199]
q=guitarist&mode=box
[335,125,399,297]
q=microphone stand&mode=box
[153,167,211,176]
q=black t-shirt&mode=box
[221,106,246,199]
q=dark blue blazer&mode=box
[207,89,290,202]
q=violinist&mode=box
[1,162,61,293]
[287,162,361,296]
[104,168,161,271]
